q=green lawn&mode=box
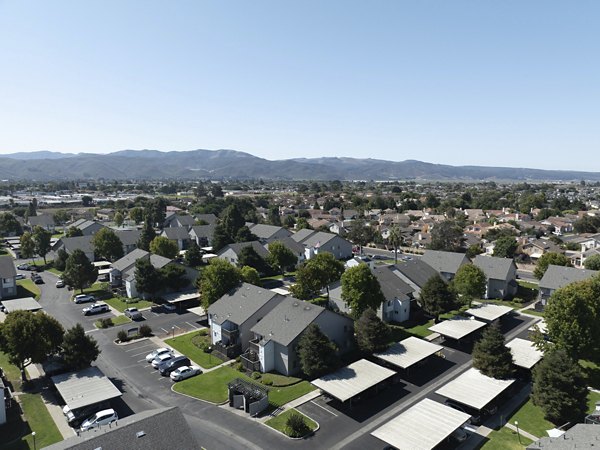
[94,315,131,328]
[16,279,41,300]
[0,351,22,391]
[103,296,154,312]
[268,381,315,409]
[165,332,221,369]
[517,280,539,290]
[265,408,317,437]
[260,373,302,387]
[588,390,600,412]
[481,426,533,450]
[521,309,544,317]
[47,268,62,276]
[581,360,600,390]
[509,398,553,438]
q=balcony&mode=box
[249,338,260,353]
[221,327,239,344]
[213,340,241,360]
[240,349,261,372]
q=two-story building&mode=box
[421,250,469,282]
[0,256,17,300]
[291,229,353,261]
[472,255,518,300]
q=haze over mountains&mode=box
[0,149,598,182]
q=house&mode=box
[70,219,106,236]
[53,236,96,262]
[527,424,600,450]
[472,255,518,300]
[188,224,216,247]
[540,216,574,236]
[0,256,17,300]
[421,250,469,281]
[393,258,440,297]
[521,238,564,261]
[27,214,55,232]
[248,223,292,243]
[160,227,193,250]
[163,213,196,229]
[291,229,353,260]
[194,213,218,225]
[217,241,270,266]
[247,296,354,375]
[538,265,599,306]
[269,237,306,267]
[208,283,285,358]
[116,229,142,255]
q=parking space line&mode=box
[173,325,181,330]
[137,359,147,363]
[130,350,153,357]
[151,312,160,316]
[185,321,198,330]
[124,343,155,352]
[310,400,338,417]
[160,327,169,334]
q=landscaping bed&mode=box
[265,408,317,438]
[94,315,131,328]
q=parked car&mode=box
[97,273,109,282]
[444,399,480,425]
[33,275,44,284]
[124,307,143,320]
[55,279,65,288]
[64,402,110,428]
[145,347,173,363]
[33,265,44,272]
[159,356,191,376]
[15,274,25,280]
[74,294,95,304]
[170,365,201,381]
[152,353,177,369]
[450,426,469,442]
[17,263,31,270]
[80,408,118,431]
[162,303,176,312]
[82,303,110,316]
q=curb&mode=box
[170,383,229,406]
[262,409,320,440]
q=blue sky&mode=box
[1,1,599,171]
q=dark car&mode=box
[158,356,191,376]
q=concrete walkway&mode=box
[505,422,538,441]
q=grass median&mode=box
[164,331,221,369]
[265,408,317,438]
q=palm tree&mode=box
[387,226,403,264]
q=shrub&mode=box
[139,325,152,337]
[262,379,273,386]
[285,412,311,438]
[197,328,209,336]
[235,362,245,372]
[117,330,128,342]
[97,318,113,328]
[251,371,261,380]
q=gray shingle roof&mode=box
[112,248,150,272]
[194,213,218,225]
[527,424,600,450]
[421,250,469,276]
[250,296,325,346]
[291,228,317,243]
[56,236,94,255]
[218,241,270,259]
[174,215,196,227]
[161,226,192,240]
[394,259,439,290]
[473,255,516,281]
[116,229,142,246]
[0,255,17,278]
[298,231,337,248]
[28,214,55,227]
[272,236,305,256]
[208,283,283,326]
[539,265,598,291]
[42,407,198,450]
[248,223,292,240]
[189,223,216,240]
[372,265,414,299]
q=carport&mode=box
[51,366,122,413]
[374,336,443,372]
[371,398,471,450]
[1,297,42,313]
[506,338,543,370]
[428,316,487,343]
[161,290,200,311]
[435,367,515,412]
[465,303,513,324]
[311,359,396,404]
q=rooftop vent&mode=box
[136,431,146,438]
[292,302,299,307]
[304,306,311,311]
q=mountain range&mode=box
[0,149,598,182]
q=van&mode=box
[159,356,191,376]
[80,408,118,431]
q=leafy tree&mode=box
[184,242,203,267]
[32,226,52,264]
[466,244,483,259]
[573,215,600,234]
[160,264,188,291]
[451,264,486,307]
[347,219,376,253]
[91,228,124,262]
[148,197,167,227]
[0,212,22,236]
[472,324,514,379]
[291,253,344,300]
[137,218,156,251]
[296,324,339,378]
[129,207,144,225]
[355,308,390,353]
[26,200,37,219]
[61,324,100,370]
[267,241,297,275]
[221,204,245,240]
[238,246,270,273]
[267,207,281,226]
[150,236,179,259]
[20,231,36,263]
[65,226,83,237]
[584,254,600,271]
[197,258,241,309]
[429,220,464,252]
[234,226,258,243]
[419,275,456,322]
[81,195,93,206]
[534,252,571,279]
[114,211,124,227]
[532,348,588,425]
[0,311,64,381]
[387,226,403,264]
[62,249,98,294]
[296,217,311,230]
[240,266,260,286]
[212,224,233,252]
[134,258,162,298]
[341,265,385,318]
[53,248,69,271]
[53,210,69,225]
[283,215,296,229]
[493,236,518,259]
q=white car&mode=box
[145,347,173,363]
[82,303,110,315]
[170,365,202,382]
[124,307,143,320]
[55,279,65,288]
[74,294,95,304]
[151,353,177,369]
[80,408,118,431]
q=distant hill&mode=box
[0,149,598,181]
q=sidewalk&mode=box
[255,390,322,424]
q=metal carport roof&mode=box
[428,317,487,340]
[311,359,395,402]
[506,338,543,369]
[51,366,122,411]
[161,290,200,304]
[435,367,515,410]
[465,303,513,322]
[1,297,42,313]
[371,398,471,450]
[374,336,443,370]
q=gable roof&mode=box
[0,255,17,278]
[271,236,305,256]
[208,283,283,326]
[248,223,292,240]
[372,265,414,299]
[161,226,192,240]
[28,214,55,227]
[174,215,196,227]
[56,235,94,255]
[250,296,325,346]
[194,213,218,225]
[298,231,338,248]
[217,241,270,259]
[421,250,469,275]
[393,259,439,290]
[112,248,150,272]
[290,228,316,243]
[189,223,216,239]
[473,255,516,281]
[71,219,105,232]
[539,265,599,291]
[116,229,142,246]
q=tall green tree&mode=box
[429,220,464,252]
[347,220,376,254]
[160,264,188,291]
[493,236,518,259]
[61,324,100,370]
[148,197,167,228]
[149,236,179,259]
[184,242,203,267]
[355,308,390,353]
[137,218,156,251]
[341,265,385,318]
[472,324,514,379]
[62,249,98,294]
[534,252,571,279]
[267,241,298,275]
[291,253,344,300]
[197,258,241,309]
[0,310,64,381]
[212,224,233,252]
[296,324,339,378]
[419,275,456,322]
[451,264,486,307]
[221,204,245,240]
[20,231,36,263]
[32,226,52,264]
[240,266,261,286]
[129,207,144,225]
[296,217,311,230]
[238,246,270,273]
[532,348,588,425]
[53,248,69,271]
[65,226,83,237]
[114,211,124,227]
[91,228,124,262]
[234,226,258,243]
[0,212,22,236]
[584,254,600,271]
[387,226,403,264]
[134,258,162,299]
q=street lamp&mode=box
[32,431,36,450]
[208,346,213,366]
[171,326,175,339]
[514,420,521,444]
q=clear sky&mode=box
[1,1,599,171]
